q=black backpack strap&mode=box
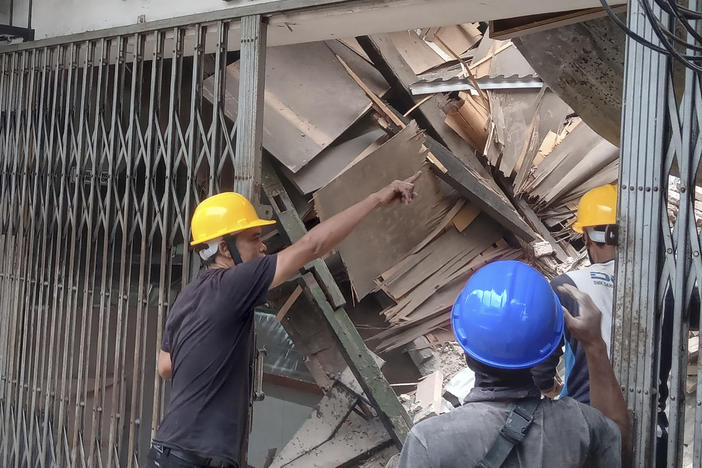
[476,398,541,468]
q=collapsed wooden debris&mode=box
[196,22,702,464]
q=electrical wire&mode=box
[599,0,702,73]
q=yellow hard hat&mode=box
[573,184,618,234]
[190,192,275,246]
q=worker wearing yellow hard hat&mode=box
[189,192,277,266]
[572,183,618,243]
[532,184,618,403]
[148,172,421,468]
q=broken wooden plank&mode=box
[489,5,628,40]
[283,118,387,195]
[424,135,539,242]
[515,198,570,263]
[336,54,405,129]
[444,92,490,152]
[414,370,444,423]
[411,199,465,255]
[452,202,481,232]
[389,30,445,75]
[356,34,497,179]
[276,285,303,322]
[385,228,473,301]
[426,23,482,58]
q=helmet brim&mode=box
[190,218,276,247]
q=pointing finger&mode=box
[404,171,422,184]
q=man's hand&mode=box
[557,284,605,349]
[557,284,632,467]
[272,171,422,289]
[373,171,421,206]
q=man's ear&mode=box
[218,240,232,259]
[583,231,593,249]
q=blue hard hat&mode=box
[451,260,564,370]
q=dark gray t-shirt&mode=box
[154,255,277,464]
[398,393,621,468]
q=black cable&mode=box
[600,0,702,72]
[599,0,672,55]
[654,0,702,20]
[656,0,702,45]
[639,0,702,72]
[658,22,702,53]
[640,3,702,72]
[670,3,702,19]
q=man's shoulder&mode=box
[555,397,619,434]
[551,272,577,288]
[227,254,276,276]
[411,401,508,438]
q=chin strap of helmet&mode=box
[225,235,243,265]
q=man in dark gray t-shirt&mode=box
[148,173,420,468]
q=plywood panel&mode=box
[283,119,387,194]
[203,41,388,173]
[315,122,452,299]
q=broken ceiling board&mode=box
[283,118,387,194]
[410,198,466,255]
[485,89,572,178]
[453,202,481,233]
[425,136,539,242]
[528,121,611,202]
[339,37,373,62]
[469,38,514,78]
[357,34,497,181]
[384,228,471,300]
[487,41,538,78]
[489,5,627,40]
[315,122,453,299]
[203,41,388,173]
[377,315,452,354]
[445,92,490,152]
[389,30,446,75]
[429,24,483,58]
[383,216,503,323]
[537,138,618,208]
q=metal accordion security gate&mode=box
[0,15,266,468]
[612,0,702,466]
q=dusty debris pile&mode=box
[241,20,702,468]
[208,24,631,363]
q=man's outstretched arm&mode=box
[270,172,421,289]
[557,284,632,467]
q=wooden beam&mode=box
[356,34,493,179]
[261,160,411,445]
[424,136,539,242]
[489,5,627,40]
[276,285,303,322]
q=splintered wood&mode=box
[366,216,521,353]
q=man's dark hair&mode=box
[464,354,535,388]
